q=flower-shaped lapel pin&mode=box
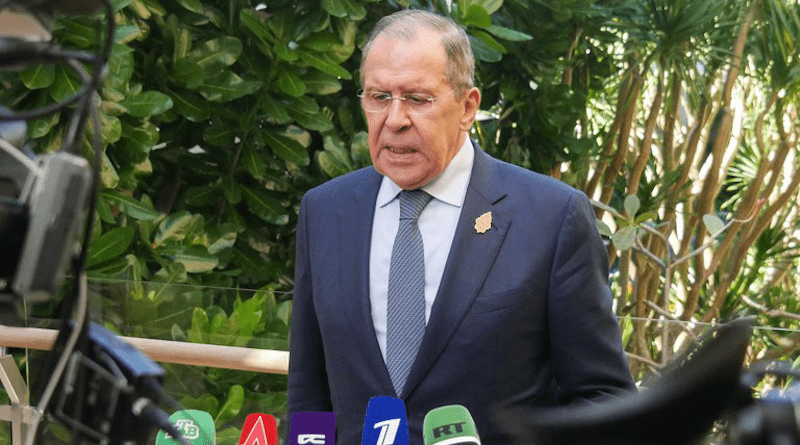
[474,211,492,234]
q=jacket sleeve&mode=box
[547,192,636,404]
[286,194,333,435]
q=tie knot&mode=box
[399,190,432,220]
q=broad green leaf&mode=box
[611,226,637,252]
[274,43,299,62]
[50,64,82,104]
[463,4,492,28]
[241,145,265,179]
[624,194,640,218]
[113,24,141,44]
[189,307,210,343]
[154,211,195,246]
[203,120,237,147]
[469,34,503,63]
[20,64,55,89]
[197,71,263,102]
[184,183,219,207]
[215,385,245,425]
[321,0,347,18]
[479,0,503,14]
[341,0,366,20]
[277,69,306,97]
[29,113,59,138]
[297,50,352,80]
[596,219,613,238]
[99,151,120,189]
[169,88,212,122]
[101,190,160,220]
[221,175,242,204]
[120,91,173,117]
[261,94,292,124]
[166,246,219,273]
[302,71,342,95]
[240,9,275,48]
[186,36,243,77]
[484,25,533,42]
[471,29,507,54]
[703,214,725,235]
[86,227,135,268]
[208,227,237,255]
[285,106,334,132]
[241,188,288,225]
[172,59,205,88]
[263,131,310,166]
[350,131,370,166]
[316,136,352,178]
[176,0,204,14]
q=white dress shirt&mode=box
[369,138,474,361]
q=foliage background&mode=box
[1,0,799,443]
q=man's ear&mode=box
[459,87,482,131]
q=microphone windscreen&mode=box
[155,410,216,445]
[288,411,336,445]
[238,413,278,445]
[361,396,409,445]
[423,405,480,445]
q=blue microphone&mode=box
[361,396,409,445]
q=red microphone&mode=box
[239,414,278,445]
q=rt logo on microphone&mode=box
[432,422,466,438]
[297,434,326,445]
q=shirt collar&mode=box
[377,137,474,208]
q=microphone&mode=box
[287,411,335,445]
[238,413,278,445]
[361,396,409,445]
[423,405,481,445]
[155,410,216,445]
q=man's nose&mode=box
[384,98,412,131]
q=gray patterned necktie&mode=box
[386,189,433,396]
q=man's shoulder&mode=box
[480,152,585,201]
[303,166,381,203]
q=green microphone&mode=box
[155,409,216,445]
[423,405,481,445]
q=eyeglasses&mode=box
[357,89,456,114]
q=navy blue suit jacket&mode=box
[287,142,635,445]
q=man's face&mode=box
[360,29,480,190]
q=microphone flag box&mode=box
[157,410,216,445]
[239,413,278,445]
[423,405,480,445]
[288,412,335,445]
[362,396,409,445]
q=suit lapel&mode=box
[401,144,510,397]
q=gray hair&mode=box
[359,9,475,98]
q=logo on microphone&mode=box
[432,422,467,438]
[374,419,401,445]
[297,434,326,445]
[167,419,201,440]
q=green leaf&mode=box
[302,71,342,95]
[484,25,533,42]
[215,385,245,425]
[197,71,263,102]
[479,0,503,14]
[176,0,204,14]
[277,69,306,97]
[101,190,161,220]
[262,131,310,166]
[120,91,173,117]
[204,120,237,147]
[165,246,219,273]
[20,64,55,89]
[50,64,82,104]
[624,194,640,218]
[241,188,288,225]
[86,227,135,268]
[285,106,334,132]
[297,50,352,80]
[316,135,353,178]
[154,211,195,247]
[241,145,265,179]
[186,36,243,77]
[463,4,492,28]
[261,94,292,124]
[469,34,503,63]
[321,0,347,18]
[611,226,637,252]
[596,219,613,238]
[703,214,725,235]
[168,88,212,122]
[471,29,507,54]
[221,175,242,204]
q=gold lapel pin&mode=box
[474,211,492,234]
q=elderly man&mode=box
[287,9,635,445]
